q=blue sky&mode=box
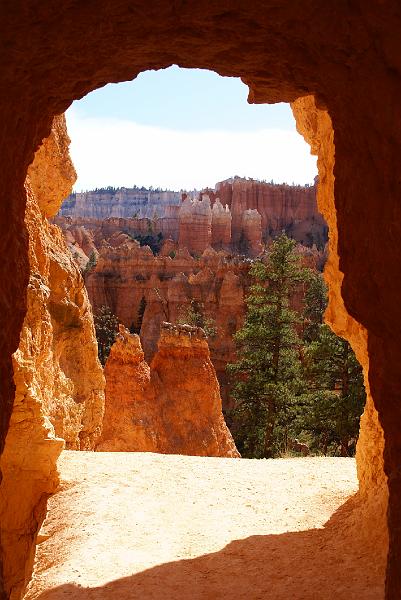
[67,66,317,191]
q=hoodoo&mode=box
[98,323,239,458]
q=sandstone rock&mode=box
[178,195,212,254]
[211,198,232,249]
[0,116,105,599]
[97,324,239,457]
[240,208,264,256]
[97,325,154,451]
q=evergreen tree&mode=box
[178,299,217,338]
[298,271,366,455]
[94,305,119,366]
[130,296,147,334]
[228,234,308,458]
[300,324,365,455]
[302,270,328,342]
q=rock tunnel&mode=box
[0,2,401,598]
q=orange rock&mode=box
[0,116,105,599]
[97,324,239,458]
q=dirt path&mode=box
[24,451,382,599]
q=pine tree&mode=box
[301,324,365,455]
[228,234,308,458]
[94,305,119,366]
[298,271,366,455]
[178,299,217,338]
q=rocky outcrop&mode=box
[178,195,213,255]
[59,188,182,219]
[208,177,326,248]
[0,116,105,600]
[211,199,232,249]
[57,179,325,258]
[97,324,239,457]
[240,209,263,256]
[292,96,388,587]
[83,237,254,408]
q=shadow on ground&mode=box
[35,497,384,600]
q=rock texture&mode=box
[84,238,252,408]
[292,96,388,588]
[2,3,401,597]
[58,179,325,258]
[97,324,239,457]
[178,195,213,255]
[0,116,105,600]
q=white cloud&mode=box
[66,107,317,192]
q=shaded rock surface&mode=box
[97,324,239,457]
[0,116,105,600]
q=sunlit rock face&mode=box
[211,198,232,249]
[97,324,240,457]
[240,208,263,256]
[0,116,105,600]
[178,195,213,255]
[58,179,325,257]
[292,96,388,589]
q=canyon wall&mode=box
[58,178,326,257]
[0,117,105,600]
[292,96,388,585]
[84,236,251,409]
[97,323,239,457]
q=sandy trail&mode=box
[24,451,381,599]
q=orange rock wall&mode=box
[97,324,239,457]
[0,117,105,599]
[292,95,388,587]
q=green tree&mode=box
[82,250,97,276]
[178,299,217,338]
[228,234,308,458]
[300,324,365,455]
[130,296,147,334]
[94,305,119,366]
[297,271,366,455]
[302,270,328,342]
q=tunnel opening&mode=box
[16,67,374,599]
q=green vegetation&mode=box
[178,299,217,338]
[128,229,164,255]
[82,251,97,276]
[94,305,119,366]
[228,233,365,458]
[130,296,147,335]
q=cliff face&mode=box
[178,195,213,255]
[0,116,105,600]
[84,238,251,408]
[97,324,239,457]
[58,178,326,258]
[292,96,388,584]
[209,178,325,248]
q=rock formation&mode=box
[57,179,326,258]
[97,324,239,457]
[2,3,401,597]
[0,116,105,600]
[178,195,213,254]
[240,208,264,256]
[211,198,232,249]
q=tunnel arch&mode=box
[1,2,401,597]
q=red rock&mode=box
[178,195,212,254]
[97,324,239,457]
